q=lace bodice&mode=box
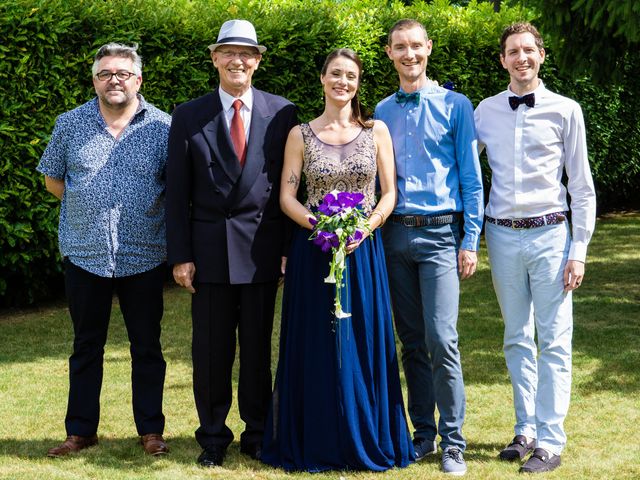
[300,123,377,212]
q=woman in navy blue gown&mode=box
[261,48,414,472]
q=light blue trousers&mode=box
[382,221,466,451]
[485,221,573,456]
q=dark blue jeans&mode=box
[64,259,166,437]
[382,221,466,451]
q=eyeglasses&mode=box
[95,70,137,81]
[216,50,257,61]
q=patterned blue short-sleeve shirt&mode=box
[37,95,171,278]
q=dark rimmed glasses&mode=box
[95,70,137,82]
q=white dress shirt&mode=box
[218,86,253,138]
[474,81,596,262]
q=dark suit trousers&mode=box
[63,259,166,436]
[192,281,278,449]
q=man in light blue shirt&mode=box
[375,19,483,476]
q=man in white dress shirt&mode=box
[474,22,596,474]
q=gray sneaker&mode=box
[442,447,467,476]
[412,437,437,461]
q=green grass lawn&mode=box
[1,213,638,480]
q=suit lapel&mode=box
[233,88,273,202]
[199,92,242,183]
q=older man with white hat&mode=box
[166,19,297,467]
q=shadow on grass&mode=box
[0,436,509,470]
[0,435,264,468]
[464,440,513,461]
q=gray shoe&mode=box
[412,437,437,461]
[442,447,467,476]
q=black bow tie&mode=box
[509,93,535,110]
[396,90,420,106]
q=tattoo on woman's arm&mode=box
[287,171,300,188]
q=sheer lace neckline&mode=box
[307,124,364,147]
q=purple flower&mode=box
[312,231,339,253]
[322,191,338,204]
[316,191,364,216]
[337,191,364,208]
[318,202,342,216]
[347,229,364,243]
[318,192,342,215]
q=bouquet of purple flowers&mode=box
[309,190,371,319]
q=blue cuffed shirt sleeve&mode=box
[453,95,484,251]
[375,85,484,251]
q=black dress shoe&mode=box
[499,435,536,461]
[520,448,561,473]
[197,446,226,467]
[240,442,262,460]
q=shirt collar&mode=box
[135,94,148,114]
[506,80,547,98]
[218,86,253,112]
[399,79,441,97]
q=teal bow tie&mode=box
[395,90,420,106]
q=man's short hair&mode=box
[500,22,544,56]
[91,43,142,77]
[387,19,428,46]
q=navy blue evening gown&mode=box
[261,227,414,472]
[262,124,414,472]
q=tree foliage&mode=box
[528,0,640,82]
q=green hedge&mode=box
[0,0,636,306]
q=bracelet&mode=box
[370,210,386,226]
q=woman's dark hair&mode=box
[321,48,373,128]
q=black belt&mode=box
[390,213,460,227]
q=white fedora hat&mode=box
[208,19,267,54]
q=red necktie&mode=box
[230,99,246,166]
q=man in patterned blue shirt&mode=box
[375,19,484,476]
[37,43,171,458]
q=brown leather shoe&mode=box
[141,433,168,455]
[47,435,98,457]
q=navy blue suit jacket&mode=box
[166,87,297,284]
